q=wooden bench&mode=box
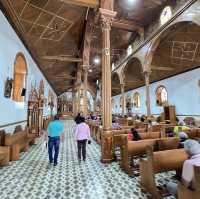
[5,130,34,161]
[120,136,180,175]
[177,165,200,199]
[0,146,10,166]
[184,128,200,140]
[140,146,188,199]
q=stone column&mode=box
[144,71,151,117]
[120,83,125,117]
[100,8,116,163]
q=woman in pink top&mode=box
[75,117,91,163]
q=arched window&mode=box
[126,96,132,112]
[12,53,27,102]
[133,92,141,108]
[156,86,168,106]
[127,45,133,56]
[160,6,172,26]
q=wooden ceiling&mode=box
[1,0,171,95]
[115,22,200,96]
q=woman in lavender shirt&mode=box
[75,117,91,163]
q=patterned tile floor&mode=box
[0,120,176,199]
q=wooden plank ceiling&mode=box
[1,0,169,95]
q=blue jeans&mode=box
[48,136,60,164]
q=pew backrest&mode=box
[5,131,27,146]
[157,137,180,151]
[146,146,188,173]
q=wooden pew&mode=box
[178,166,200,199]
[120,136,180,175]
[5,130,34,161]
[0,146,10,166]
[184,128,200,140]
[140,146,188,199]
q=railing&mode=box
[0,120,27,129]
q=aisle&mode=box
[0,120,175,199]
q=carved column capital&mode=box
[120,83,125,93]
[82,65,90,72]
[99,8,117,30]
[143,70,152,76]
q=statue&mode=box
[4,78,13,98]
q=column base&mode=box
[100,129,114,164]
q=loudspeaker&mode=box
[21,88,26,96]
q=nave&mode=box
[0,120,175,199]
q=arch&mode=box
[122,57,144,92]
[112,72,121,96]
[126,95,132,113]
[86,90,94,112]
[145,21,200,82]
[133,92,141,109]
[12,53,28,102]
[155,85,168,106]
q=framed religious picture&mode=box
[4,78,13,98]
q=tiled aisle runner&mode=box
[0,120,176,199]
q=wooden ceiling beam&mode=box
[42,55,82,62]
[112,19,144,35]
[61,0,99,8]
[149,0,162,5]
[151,66,175,71]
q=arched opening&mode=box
[112,72,121,96]
[12,53,27,102]
[160,6,172,26]
[156,86,168,106]
[149,21,200,83]
[126,96,132,114]
[86,91,94,113]
[120,96,123,108]
[123,58,143,92]
[133,92,141,109]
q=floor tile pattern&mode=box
[0,120,176,199]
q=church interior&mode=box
[1,0,200,198]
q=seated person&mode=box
[167,139,200,195]
[174,125,190,137]
[178,132,189,148]
[156,116,161,123]
[112,119,121,129]
[128,128,141,141]
[140,115,146,122]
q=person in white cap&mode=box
[167,139,200,195]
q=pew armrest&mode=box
[177,181,194,199]
[0,146,10,154]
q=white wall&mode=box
[0,10,57,133]
[112,67,200,119]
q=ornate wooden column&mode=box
[144,71,151,117]
[120,83,125,117]
[75,65,82,114]
[100,6,116,163]
[82,66,88,116]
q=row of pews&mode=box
[0,117,51,167]
[88,119,200,199]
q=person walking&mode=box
[47,115,64,166]
[75,117,91,163]
[74,113,82,124]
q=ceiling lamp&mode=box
[93,56,101,65]
[119,0,138,10]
